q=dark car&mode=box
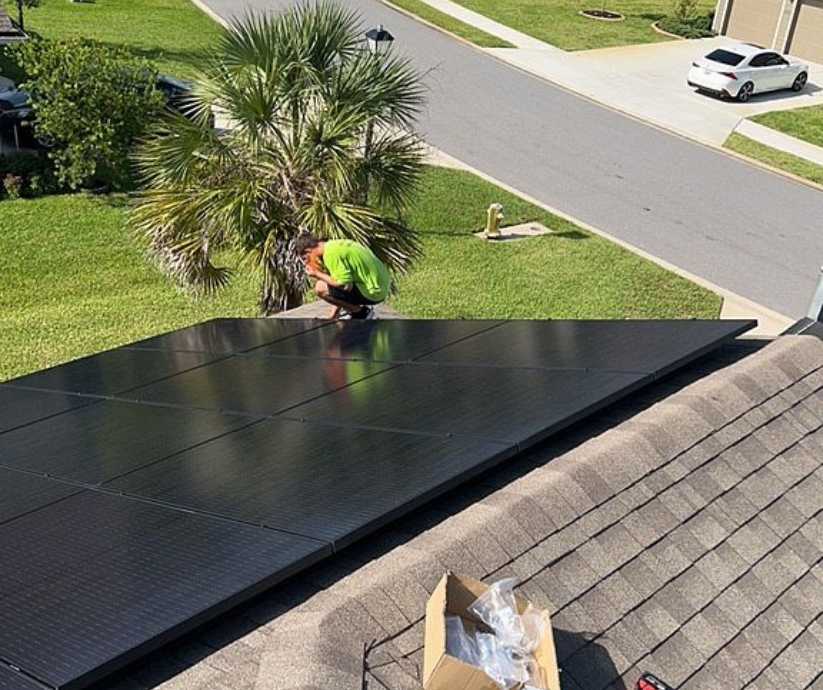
[156,74,212,124]
[0,88,33,129]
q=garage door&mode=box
[788,0,823,63]
[725,0,782,48]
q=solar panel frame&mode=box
[0,386,93,435]
[0,665,43,690]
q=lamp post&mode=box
[362,24,394,201]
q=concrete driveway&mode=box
[491,36,823,145]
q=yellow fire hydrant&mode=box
[485,203,504,239]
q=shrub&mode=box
[658,12,715,38]
[672,0,699,20]
[3,173,24,199]
[14,37,165,191]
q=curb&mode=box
[189,0,229,28]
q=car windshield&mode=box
[705,49,745,66]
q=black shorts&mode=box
[328,284,381,306]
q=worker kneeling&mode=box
[296,234,390,320]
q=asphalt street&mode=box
[202,0,823,317]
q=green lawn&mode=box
[0,0,221,81]
[725,132,823,187]
[390,0,716,51]
[390,0,514,47]
[0,167,720,381]
[750,105,823,149]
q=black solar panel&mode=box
[0,491,327,690]
[0,400,257,484]
[129,355,392,416]
[6,348,222,396]
[129,317,324,354]
[421,320,754,375]
[0,386,90,434]
[108,418,514,547]
[0,469,79,526]
[248,318,502,361]
[284,364,648,446]
[0,318,755,689]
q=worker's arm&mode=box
[306,266,351,290]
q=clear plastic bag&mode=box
[445,615,480,667]
[475,632,531,690]
[469,579,546,655]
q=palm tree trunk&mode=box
[260,282,304,316]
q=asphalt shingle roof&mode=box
[98,334,823,690]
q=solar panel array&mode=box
[0,318,754,689]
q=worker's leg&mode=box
[315,281,364,318]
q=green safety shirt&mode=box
[323,239,391,302]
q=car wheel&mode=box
[737,82,754,103]
[792,72,809,92]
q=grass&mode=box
[391,0,716,51]
[390,167,720,319]
[0,167,720,381]
[0,0,222,81]
[389,0,514,48]
[750,105,823,149]
[725,132,823,187]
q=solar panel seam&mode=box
[126,318,334,355]
[0,389,98,437]
[0,463,332,547]
[406,319,507,361]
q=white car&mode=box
[688,44,808,102]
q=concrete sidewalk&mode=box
[399,0,823,148]
[735,118,823,167]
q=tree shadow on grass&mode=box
[119,43,211,77]
[552,229,589,241]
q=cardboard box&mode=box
[423,573,562,690]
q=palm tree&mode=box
[131,2,425,314]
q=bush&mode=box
[658,12,715,38]
[0,152,59,198]
[672,0,699,20]
[14,37,165,191]
[3,173,24,199]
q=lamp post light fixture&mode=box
[365,24,394,55]
[362,24,394,201]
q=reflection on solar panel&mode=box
[0,318,754,688]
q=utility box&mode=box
[422,573,561,690]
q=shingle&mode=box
[777,574,821,628]
[683,465,725,504]
[714,488,758,527]
[703,649,748,689]
[576,495,630,538]
[481,491,559,544]
[753,562,796,609]
[686,510,728,551]
[635,600,679,644]
[752,416,806,456]
[570,463,617,506]
[741,610,792,659]
[603,622,649,667]
[673,566,718,611]
[656,579,699,625]
[646,540,692,582]
[714,585,761,629]
[596,523,643,566]
[619,553,665,601]
[784,402,821,433]
[522,472,587,529]
[658,485,699,523]
[552,551,601,600]
[784,531,820,566]
[578,586,622,632]
[651,631,702,687]
[736,571,779,612]
[597,572,643,618]
[681,613,726,662]
[723,633,766,683]
[787,474,823,517]
[727,518,779,565]
[701,602,738,645]
[577,539,622,580]
[530,567,574,611]
[773,641,820,688]
[771,443,820,486]
[678,435,725,471]
[760,498,806,538]
[737,470,783,510]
